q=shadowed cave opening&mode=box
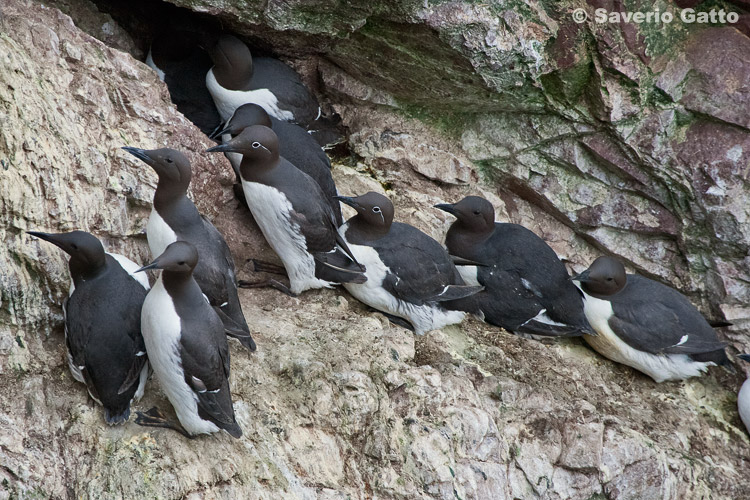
[55,0,348,151]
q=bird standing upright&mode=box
[28,230,150,425]
[572,256,728,382]
[206,125,366,295]
[337,192,482,335]
[137,241,242,438]
[210,103,342,225]
[122,146,255,351]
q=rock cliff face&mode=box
[1,0,749,499]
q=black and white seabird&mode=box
[205,125,366,295]
[739,354,750,434]
[205,34,320,126]
[145,30,222,135]
[435,196,593,337]
[122,146,256,351]
[572,256,728,382]
[336,192,483,335]
[210,103,342,225]
[136,241,242,438]
[27,230,149,425]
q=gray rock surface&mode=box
[1,0,750,499]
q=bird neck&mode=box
[154,179,190,211]
[444,223,492,258]
[69,255,107,287]
[212,64,253,92]
[344,216,390,244]
[239,155,281,182]
[161,270,201,299]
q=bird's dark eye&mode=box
[606,277,613,281]
[473,210,480,215]
[166,158,173,164]
[252,142,261,149]
[71,244,78,250]
[372,206,381,213]
[179,261,185,266]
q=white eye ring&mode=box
[252,141,261,149]
[372,206,381,213]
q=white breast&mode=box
[206,68,294,122]
[575,283,714,382]
[146,208,178,259]
[456,265,480,286]
[145,48,165,81]
[141,275,220,435]
[339,225,465,335]
[739,378,750,435]
[108,253,151,290]
[241,180,332,294]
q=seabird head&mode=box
[122,147,192,188]
[335,192,394,229]
[435,196,494,233]
[206,125,279,162]
[211,104,272,139]
[136,241,199,275]
[28,230,106,274]
[572,256,627,297]
[208,34,253,90]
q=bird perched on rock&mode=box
[572,256,728,382]
[122,146,255,351]
[28,230,149,425]
[738,354,750,434]
[435,196,593,337]
[205,34,320,126]
[337,192,483,335]
[136,241,242,438]
[206,125,366,295]
[145,29,222,135]
[209,103,342,225]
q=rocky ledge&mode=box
[1,0,749,499]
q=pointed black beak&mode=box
[434,203,457,216]
[122,147,154,165]
[205,143,235,153]
[571,269,591,282]
[334,196,360,209]
[739,354,750,362]
[135,261,160,273]
[27,231,65,250]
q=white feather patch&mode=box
[340,224,465,335]
[206,69,294,122]
[146,208,178,259]
[575,283,715,383]
[241,180,333,294]
[141,275,220,435]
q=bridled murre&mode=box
[136,241,242,438]
[572,256,728,382]
[28,230,149,425]
[210,103,342,225]
[122,146,256,351]
[206,125,366,295]
[337,192,482,335]
[435,196,593,337]
[205,34,320,126]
